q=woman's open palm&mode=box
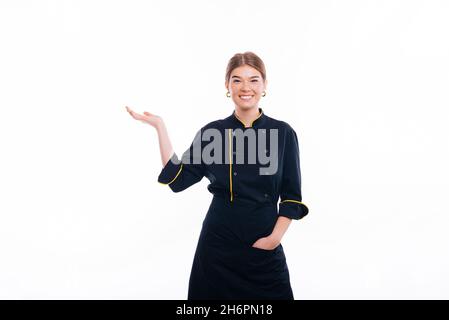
[125,106,162,128]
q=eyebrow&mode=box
[231,75,260,79]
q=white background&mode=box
[0,0,448,299]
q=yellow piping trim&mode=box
[250,110,263,126]
[229,129,233,201]
[158,163,183,185]
[234,113,247,127]
[234,109,263,128]
[280,199,304,204]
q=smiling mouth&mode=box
[239,95,254,100]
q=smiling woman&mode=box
[126,51,309,300]
[225,54,268,125]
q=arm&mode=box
[277,127,309,220]
[125,106,206,192]
[155,121,175,167]
[270,216,292,243]
[252,127,309,250]
[252,216,292,250]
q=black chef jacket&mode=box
[157,107,309,220]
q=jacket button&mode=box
[234,172,237,176]
[264,193,268,197]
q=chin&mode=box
[236,104,258,110]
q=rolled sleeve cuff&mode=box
[157,153,183,185]
[278,200,309,220]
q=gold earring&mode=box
[226,91,231,97]
[262,91,266,97]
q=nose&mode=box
[241,82,251,91]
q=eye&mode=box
[251,79,258,82]
[233,79,240,83]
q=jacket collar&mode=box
[228,107,267,128]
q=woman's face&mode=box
[226,64,267,111]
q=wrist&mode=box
[154,119,165,131]
[268,232,282,244]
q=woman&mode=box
[125,51,309,300]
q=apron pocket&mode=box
[248,244,279,254]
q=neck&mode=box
[234,106,260,128]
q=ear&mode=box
[264,79,268,90]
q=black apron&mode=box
[188,194,294,300]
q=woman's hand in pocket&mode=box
[251,235,280,250]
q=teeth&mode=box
[240,95,253,100]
